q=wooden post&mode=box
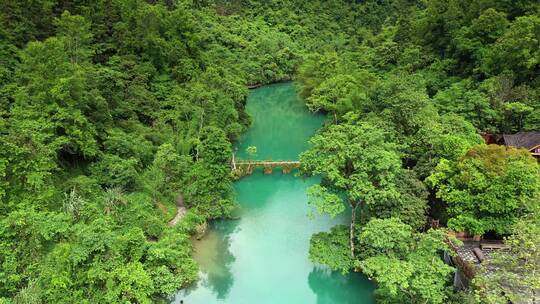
[264,165,273,175]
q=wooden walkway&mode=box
[232,160,300,176]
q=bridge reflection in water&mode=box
[231,160,300,177]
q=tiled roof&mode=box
[503,131,540,150]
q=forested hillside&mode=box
[0,0,539,303]
[294,1,540,303]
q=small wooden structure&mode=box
[481,132,495,144]
[446,235,512,290]
[502,130,540,158]
[480,243,510,251]
[472,248,485,262]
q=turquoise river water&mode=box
[173,83,375,304]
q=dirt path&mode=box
[168,194,187,226]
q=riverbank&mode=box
[173,83,374,303]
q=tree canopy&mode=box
[428,145,540,235]
[1,0,540,302]
[358,218,454,304]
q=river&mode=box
[173,83,375,303]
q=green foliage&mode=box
[412,113,484,178]
[54,11,94,65]
[309,225,355,274]
[294,1,540,301]
[301,117,407,275]
[245,146,257,157]
[358,218,454,304]
[0,0,252,301]
[2,0,540,302]
[524,108,540,131]
[432,79,498,131]
[198,126,232,164]
[482,14,540,81]
[357,218,413,260]
[306,74,363,119]
[300,119,402,217]
[90,155,139,190]
[373,73,433,138]
[306,185,345,219]
[102,128,154,166]
[429,145,540,235]
[374,171,429,231]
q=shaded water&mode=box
[174,83,375,303]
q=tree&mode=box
[502,102,534,133]
[297,52,343,99]
[524,108,540,131]
[469,8,509,45]
[453,8,509,70]
[482,15,540,81]
[90,155,139,190]
[380,170,429,230]
[357,218,413,260]
[358,218,455,304]
[412,113,484,178]
[420,0,468,56]
[301,118,402,259]
[54,11,94,65]
[303,69,379,121]
[2,0,540,302]
[151,143,192,189]
[0,3,250,300]
[477,73,537,133]
[197,126,232,164]
[105,262,154,304]
[373,73,433,139]
[309,225,355,274]
[0,0,57,46]
[432,79,498,132]
[11,20,100,159]
[245,146,257,159]
[428,144,540,235]
[306,74,361,121]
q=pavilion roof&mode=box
[502,130,540,150]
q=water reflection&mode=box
[200,223,236,299]
[172,83,374,303]
[235,83,326,161]
[308,267,375,304]
[174,221,237,302]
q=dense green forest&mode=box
[0,0,539,303]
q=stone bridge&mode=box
[231,160,300,177]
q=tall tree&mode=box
[428,144,540,235]
[300,117,402,258]
[482,14,540,81]
[412,113,484,178]
[358,218,455,304]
